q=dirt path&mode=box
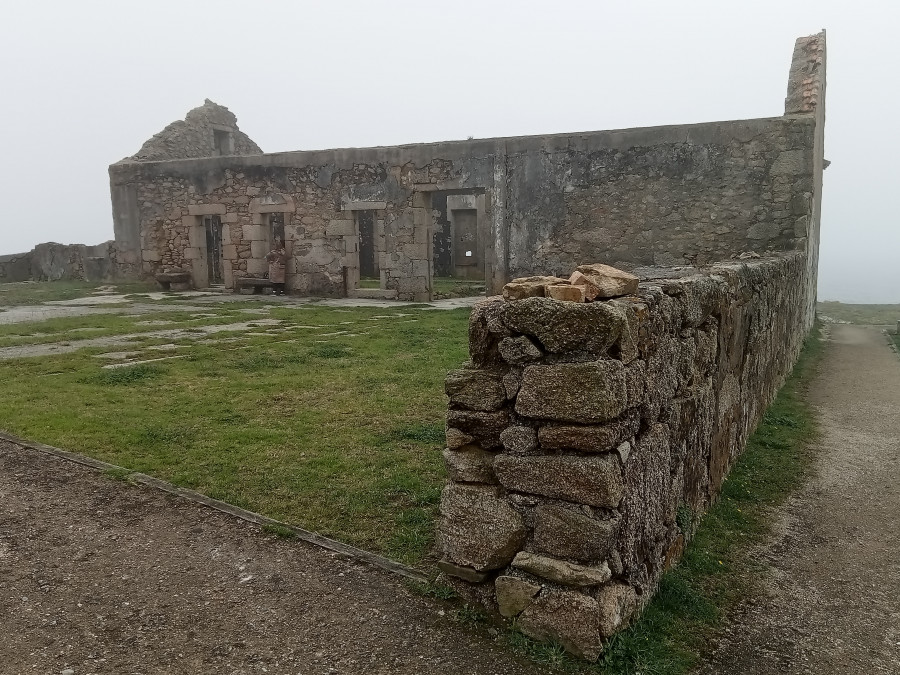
[0,441,542,675]
[698,324,900,674]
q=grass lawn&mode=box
[0,280,158,306]
[0,300,470,566]
[818,301,900,325]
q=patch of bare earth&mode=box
[0,441,542,675]
[697,324,900,674]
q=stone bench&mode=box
[155,271,192,291]
[234,277,275,294]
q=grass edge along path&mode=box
[433,323,826,674]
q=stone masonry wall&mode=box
[0,241,123,283]
[111,116,811,301]
[113,159,461,300]
[437,253,812,660]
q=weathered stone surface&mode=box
[518,591,603,662]
[442,446,497,484]
[516,361,626,423]
[570,264,639,300]
[468,297,509,368]
[498,336,543,365]
[503,276,569,301]
[499,425,538,455]
[547,283,586,302]
[495,576,541,617]
[501,297,626,355]
[439,484,526,571]
[512,552,612,587]
[538,409,640,452]
[437,560,490,583]
[445,369,506,411]
[494,454,624,508]
[596,582,638,637]
[624,361,647,408]
[446,409,509,449]
[502,369,521,400]
[445,427,474,450]
[533,504,620,562]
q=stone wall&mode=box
[0,241,122,283]
[111,115,814,301]
[437,253,812,660]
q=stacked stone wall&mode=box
[0,241,124,283]
[120,159,461,299]
[438,253,811,660]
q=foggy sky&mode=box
[1,0,896,302]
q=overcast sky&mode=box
[0,0,896,302]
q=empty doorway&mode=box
[357,210,377,279]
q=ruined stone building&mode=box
[105,33,826,660]
[110,31,824,304]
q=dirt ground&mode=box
[697,324,900,674]
[0,440,543,675]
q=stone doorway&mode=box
[357,210,377,279]
[431,191,487,280]
[203,215,224,286]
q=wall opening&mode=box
[431,191,487,282]
[356,210,377,280]
[213,129,234,156]
[451,208,480,279]
[203,215,224,285]
[269,212,285,246]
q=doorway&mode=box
[357,210,377,279]
[204,215,224,285]
[451,209,480,279]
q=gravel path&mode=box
[697,324,900,673]
[0,440,542,675]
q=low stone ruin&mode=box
[438,254,811,660]
[0,241,124,283]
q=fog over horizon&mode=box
[1,0,897,303]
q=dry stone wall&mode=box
[438,252,812,660]
[0,241,123,283]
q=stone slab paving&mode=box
[0,440,542,675]
[696,324,900,674]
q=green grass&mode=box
[261,522,298,539]
[501,324,825,674]
[0,280,158,306]
[818,301,900,325]
[0,303,469,566]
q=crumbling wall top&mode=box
[785,31,826,115]
[124,99,262,163]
